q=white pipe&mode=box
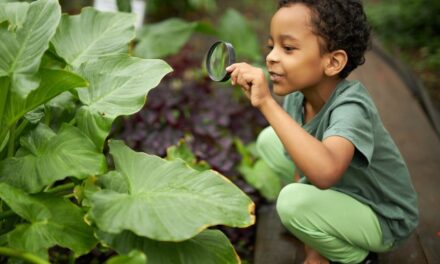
[93,0,146,29]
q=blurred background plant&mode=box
[365,0,440,111]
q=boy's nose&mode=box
[266,49,280,65]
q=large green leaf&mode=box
[0,183,97,260]
[134,18,198,59]
[51,7,136,67]
[75,107,113,151]
[166,139,211,172]
[0,68,87,138]
[218,9,261,62]
[46,91,76,112]
[188,0,217,13]
[74,55,172,149]
[105,250,147,264]
[98,171,129,194]
[99,230,239,264]
[0,2,29,29]
[238,159,281,201]
[0,0,61,97]
[89,140,255,241]
[235,139,281,201]
[0,124,107,193]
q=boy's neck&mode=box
[302,77,343,121]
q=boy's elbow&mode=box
[313,181,333,190]
[309,169,342,190]
[314,182,332,190]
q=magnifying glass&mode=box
[205,41,236,82]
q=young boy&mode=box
[226,0,419,263]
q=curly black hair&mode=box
[278,0,371,78]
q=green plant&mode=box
[146,0,217,21]
[234,139,281,202]
[134,8,262,64]
[216,9,262,63]
[366,0,440,70]
[0,0,255,263]
[135,18,201,59]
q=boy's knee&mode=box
[276,183,312,225]
[276,186,292,225]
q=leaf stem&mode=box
[15,119,29,139]
[0,77,9,122]
[44,182,75,194]
[68,116,76,126]
[0,133,8,159]
[63,193,75,199]
[0,77,10,145]
[7,123,16,158]
[43,182,54,192]
[0,247,50,264]
[44,105,51,126]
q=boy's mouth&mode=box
[269,71,284,82]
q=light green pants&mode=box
[256,127,392,263]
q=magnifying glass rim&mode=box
[206,41,236,82]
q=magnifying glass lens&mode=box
[210,44,228,80]
[205,41,235,82]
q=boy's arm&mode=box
[259,98,354,189]
[227,63,355,189]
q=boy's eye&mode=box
[267,45,274,51]
[284,46,295,51]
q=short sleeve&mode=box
[323,103,374,167]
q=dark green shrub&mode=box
[366,0,440,70]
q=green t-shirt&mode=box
[283,79,419,245]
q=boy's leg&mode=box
[256,126,296,184]
[276,183,393,263]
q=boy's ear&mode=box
[324,49,348,77]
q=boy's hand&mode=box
[226,63,271,108]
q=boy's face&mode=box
[267,4,327,95]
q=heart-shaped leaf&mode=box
[0,0,61,97]
[0,68,87,138]
[166,139,211,172]
[74,55,172,149]
[235,138,282,201]
[0,124,107,193]
[98,229,239,264]
[0,183,97,260]
[89,140,255,241]
[134,18,198,59]
[188,0,217,13]
[218,9,261,62]
[51,7,136,67]
[238,159,281,201]
[105,250,147,264]
[0,2,29,29]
